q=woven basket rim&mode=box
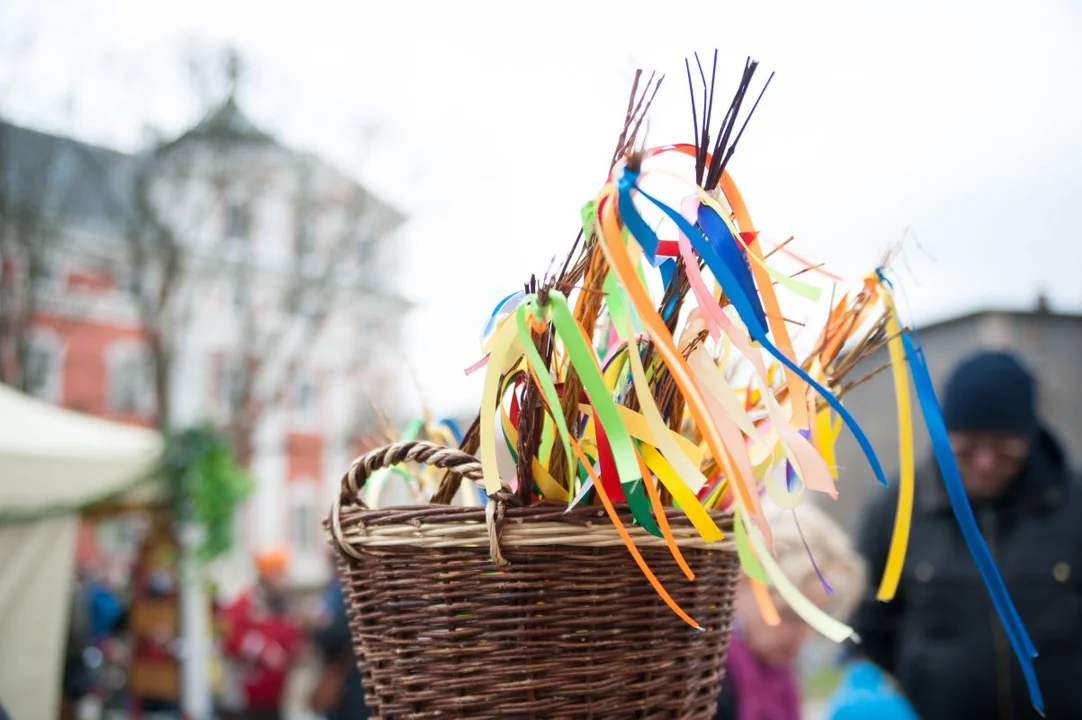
[335,499,731,526]
[330,500,736,552]
[330,517,737,551]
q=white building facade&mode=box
[1,94,409,588]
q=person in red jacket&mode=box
[221,547,302,720]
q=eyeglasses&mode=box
[949,434,1030,461]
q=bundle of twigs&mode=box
[446,71,663,501]
[454,56,889,507]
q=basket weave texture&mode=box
[328,441,740,719]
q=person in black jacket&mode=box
[848,350,1082,719]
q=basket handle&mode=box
[338,440,504,507]
[332,440,513,565]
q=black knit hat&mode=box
[941,350,1038,437]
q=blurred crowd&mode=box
[59,548,367,720]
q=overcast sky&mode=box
[3,0,1081,414]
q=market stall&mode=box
[0,384,163,720]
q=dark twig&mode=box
[716,71,774,179]
[685,58,701,181]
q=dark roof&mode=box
[163,95,276,150]
[0,120,136,231]
[918,305,1082,332]
[2,100,406,239]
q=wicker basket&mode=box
[328,440,740,719]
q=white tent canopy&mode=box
[0,383,163,720]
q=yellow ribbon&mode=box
[480,319,522,495]
[877,289,915,601]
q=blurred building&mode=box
[0,91,409,588]
[821,298,1082,532]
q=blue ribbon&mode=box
[438,417,464,444]
[658,258,680,322]
[615,168,889,488]
[901,330,1043,714]
[433,417,480,501]
[876,268,1042,712]
[481,289,525,340]
[617,169,660,264]
[697,205,768,331]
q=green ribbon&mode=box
[734,508,770,585]
[545,292,660,536]
[516,297,578,489]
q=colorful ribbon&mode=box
[458,112,1039,711]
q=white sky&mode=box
[3,0,1081,415]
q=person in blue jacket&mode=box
[311,578,367,720]
[825,658,918,719]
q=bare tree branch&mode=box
[0,119,98,392]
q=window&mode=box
[358,232,376,260]
[115,265,139,296]
[290,291,321,324]
[357,232,378,281]
[34,257,55,289]
[226,202,249,243]
[217,355,246,415]
[360,316,383,341]
[289,485,319,553]
[293,374,317,425]
[106,342,153,415]
[231,281,246,313]
[24,330,64,402]
[295,209,313,258]
[66,265,115,293]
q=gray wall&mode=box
[817,311,1082,532]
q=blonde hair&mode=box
[761,500,866,618]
